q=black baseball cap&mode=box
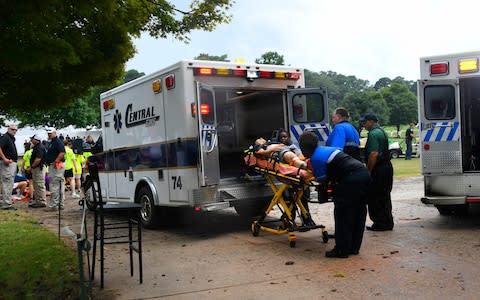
[363,114,378,122]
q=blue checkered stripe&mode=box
[289,123,330,144]
[422,121,460,142]
[201,124,216,148]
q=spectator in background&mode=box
[28,135,47,208]
[326,107,361,161]
[73,150,85,196]
[405,123,415,160]
[22,141,34,201]
[363,114,394,231]
[64,140,79,198]
[44,128,65,209]
[0,124,18,210]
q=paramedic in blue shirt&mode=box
[326,107,361,161]
[299,131,370,258]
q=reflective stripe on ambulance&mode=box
[290,123,330,144]
[421,121,460,142]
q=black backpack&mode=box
[72,138,84,154]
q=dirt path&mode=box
[21,176,480,299]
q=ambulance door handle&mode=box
[206,134,217,153]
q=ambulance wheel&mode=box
[251,221,260,237]
[322,231,329,243]
[137,186,159,228]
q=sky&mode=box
[126,0,480,84]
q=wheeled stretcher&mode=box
[244,153,329,248]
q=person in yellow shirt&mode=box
[22,142,34,201]
[73,152,85,195]
[63,140,79,198]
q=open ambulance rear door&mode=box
[195,83,220,186]
[287,88,330,145]
[418,79,462,175]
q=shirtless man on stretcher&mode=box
[253,130,307,169]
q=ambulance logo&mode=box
[125,103,159,128]
[114,109,122,134]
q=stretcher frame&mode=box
[248,164,329,248]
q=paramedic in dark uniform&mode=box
[44,128,65,209]
[299,131,370,258]
[363,114,394,231]
[326,107,361,161]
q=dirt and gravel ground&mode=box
[21,176,480,299]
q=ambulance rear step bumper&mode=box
[421,196,465,205]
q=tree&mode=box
[194,53,229,61]
[380,82,418,135]
[342,89,390,126]
[0,0,233,112]
[124,70,145,83]
[13,69,145,128]
[374,77,392,90]
[255,51,285,65]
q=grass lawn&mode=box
[392,157,421,177]
[0,210,79,299]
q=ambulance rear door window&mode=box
[424,85,455,120]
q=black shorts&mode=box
[25,172,32,180]
[64,169,74,178]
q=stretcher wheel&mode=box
[288,233,296,248]
[322,230,329,243]
[251,221,260,237]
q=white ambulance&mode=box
[418,51,480,215]
[94,60,329,226]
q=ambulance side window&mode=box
[292,93,324,123]
[200,89,215,124]
[424,85,455,120]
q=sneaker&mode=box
[72,193,80,199]
[31,203,47,208]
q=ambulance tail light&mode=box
[200,104,210,115]
[288,72,301,80]
[194,68,214,76]
[165,74,175,89]
[190,103,211,117]
[232,69,247,77]
[430,62,449,76]
[423,144,430,151]
[259,71,274,79]
[458,58,478,74]
[103,99,115,111]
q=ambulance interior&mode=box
[213,88,287,179]
[460,78,480,172]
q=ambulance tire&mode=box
[137,186,160,228]
[435,204,469,216]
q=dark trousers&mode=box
[367,161,394,229]
[333,169,370,253]
[405,140,412,160]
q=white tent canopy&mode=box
[1,125,101,156]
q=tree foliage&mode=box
[194,53,229,61]
[380,82,418,127]
[0,0,233,111]
[255,51,285,65]
[13,70,145,128]
[343,89,390,125]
